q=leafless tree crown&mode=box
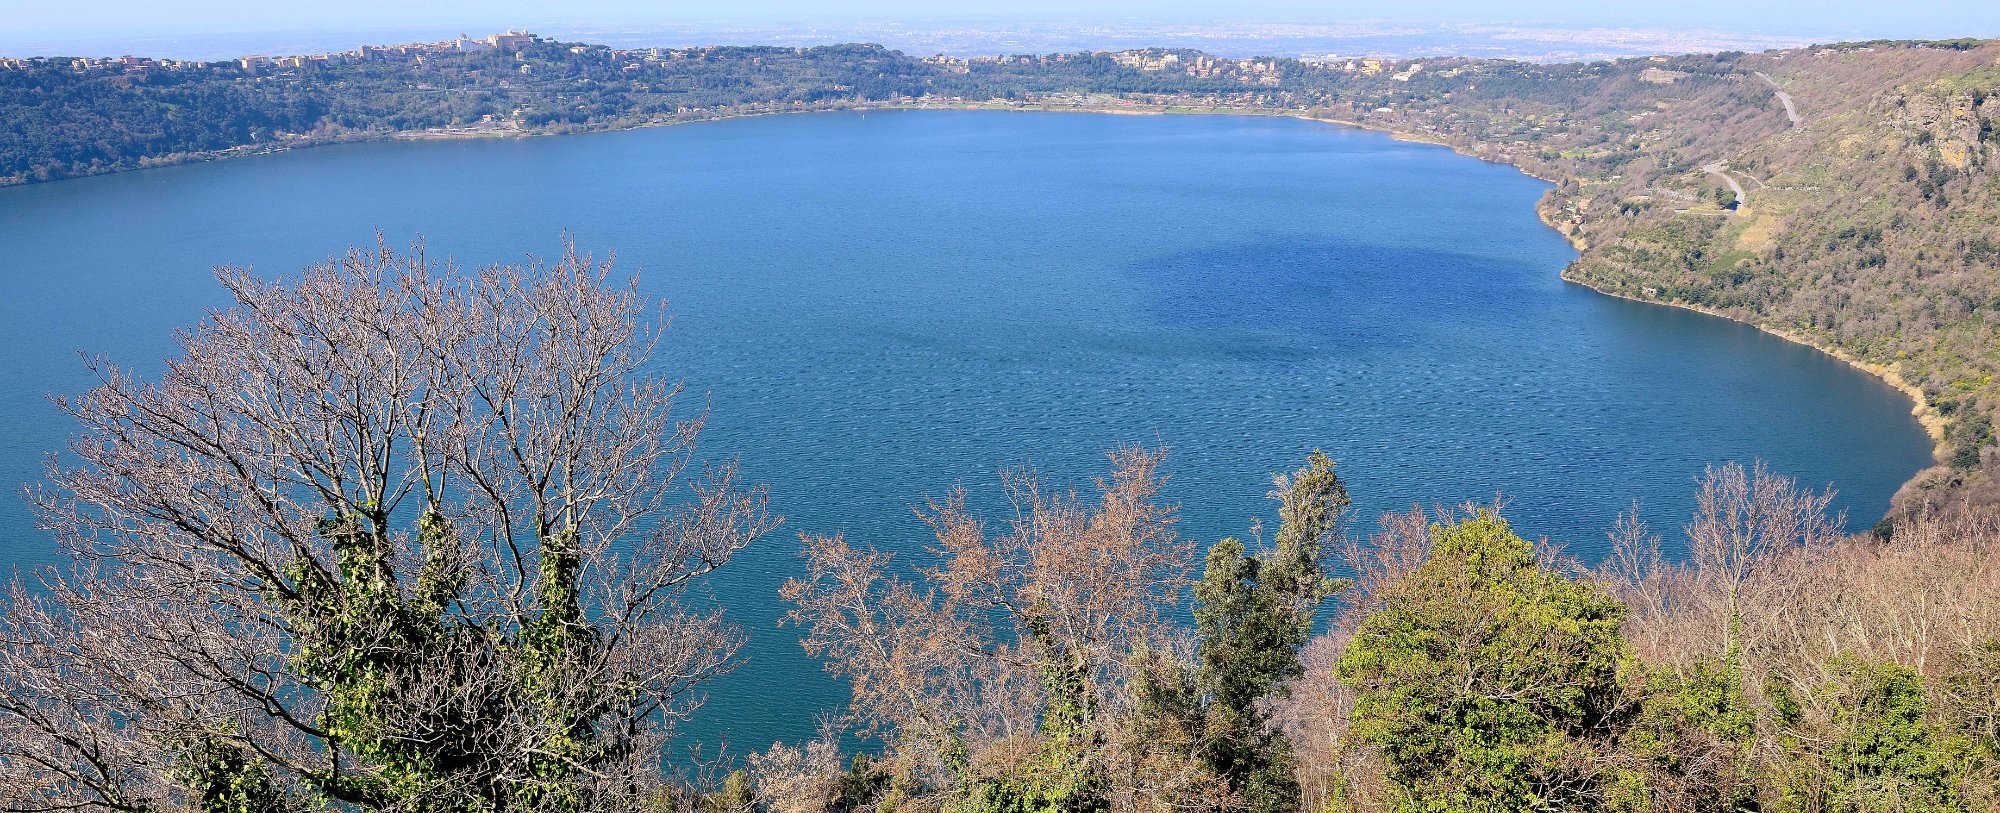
[1,238,774,812]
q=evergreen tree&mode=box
[1193,451,1350,813]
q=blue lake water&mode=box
[0,110,1934,750]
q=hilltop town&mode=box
[0,31,1339,93]
[0,30,529,74]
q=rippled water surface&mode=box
[0,110,1934,748]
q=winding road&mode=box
[1703,162,1749,212]
[1696,72,1797,215]
[1756,71,1802,127]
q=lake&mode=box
[0,110,1934,750]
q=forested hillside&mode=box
[1381,41,2000,515]
[0,42,933,182]
[5,37,2000,510]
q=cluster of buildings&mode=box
[0,30,543,75]
[1298,57,1395,76]
[1107,49,1284,84]
[1297,56,1456,83]
[1639,67,1688,85]
[920,51,1089,72]
[0,30,544,76]
[916,49,1286,85]
[1,34,1450,94]
[0,54,209,73]
[1110,50,1179,71]
[236,30,539,74]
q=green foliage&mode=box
[704,770,757,813]
[1337,511,1630,812]
[947,712,1106,813]
[836,755,895,813]
[947,745,1107,813]
[1946,414,1992,470]
[279,512,484,809]
[1672,658,1756,744]
[948,773,1104,813]
[1621,658,1759,812]
[1128,643,1204,742]
[511,525,612,812]
[1938,641,2000,754]
[948,619,1110,813]
[1192,451,1350,813]
[267,511,615,812]
[175,732,298,813]
[1770,659,1974,813]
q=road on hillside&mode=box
[1704,162,1748,212]
[1756,71,1802,127]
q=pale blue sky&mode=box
[5,0,1997,38]
[2,0,1996,60]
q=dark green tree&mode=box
[1193,451,1351,813]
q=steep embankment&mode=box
[1333,40,1999,514]
[1510,42,2000,513]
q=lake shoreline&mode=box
[4,100,1944,501]
[890,103,1952,473]
[1556,272,1947,453]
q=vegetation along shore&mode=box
[3,244,1996,812]
[7,35,1998,515]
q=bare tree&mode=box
[0,238,774,812]
[779,448,1193,796]
[744,728,845,813]
[1684,460,1842,659]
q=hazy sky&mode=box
[5,0,1997,38]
